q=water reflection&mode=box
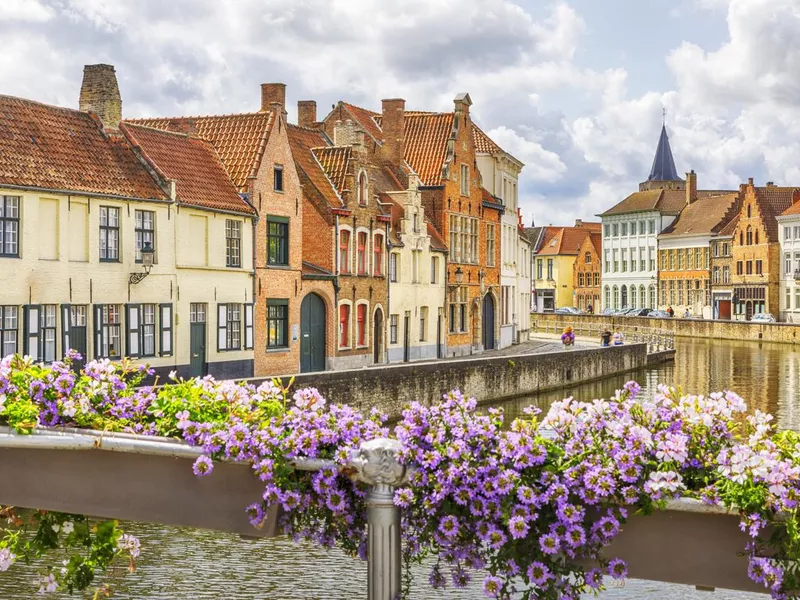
[1,338,796,599]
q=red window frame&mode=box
[373,234,383,276]
[339,230,350,273]
[339,304,350,347]
[357,304,366,346]
[357,232,367,275]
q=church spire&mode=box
[646,123,681,183]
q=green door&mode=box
[190,322,207,378]
[483,294,495,350]
[301,293,326,373]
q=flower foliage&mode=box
[2,353,800,598]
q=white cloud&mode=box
[0,0,53,22]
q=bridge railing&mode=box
[536,320,675,353]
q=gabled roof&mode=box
[521,226,545,252]
[601,188,733,217]
[780,198,800,217]
[0,95,166,200]
[536,222,601,256]
[473,123,503,154]
[718,213,739,237]
[121,123,254,215]
[588,231,602,255]
[752,186,800,241]
[286,124,342,211]
[127,112,274,192]
[659,193,739,239]
[312,146,352,195]
[646,124,682,183]
[340,103,383,143]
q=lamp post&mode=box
[129,241,155,285]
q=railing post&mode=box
[350,439,408,600]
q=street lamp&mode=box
[448,266,464,293]
[129,241,155,285]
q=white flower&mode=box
[168,370,178,381]
[51,524,60,533]
[36,573,57,594]
[62,521,74,535]
[0,548,15,572]
[0,393,5,415]
[118,534,141,558]
[175,410,191,430]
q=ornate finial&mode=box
[349,438,408,487]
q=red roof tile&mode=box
[780,198,800,217]
[128,112,273,192]
[341,103,383,143]
[473,123,503,154]
[122,123,253,215]
[718,213,739,237]
[536,223,601,256]
[753,186,800,241]
[286,124,342,210]
[312,146,352,196]
[659,193,740,238]
[601,188,734,216]
[0,95,166,200]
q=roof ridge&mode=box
[128,110,269,122]
[0,94,88,116]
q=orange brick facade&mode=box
[573,234,601,313]
[657,248,710,311]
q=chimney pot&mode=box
[381,98,406,167]
[298,100,317,128]
[79,64,122,130]
[686,170,698,205]
[260,83,286,113]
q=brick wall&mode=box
[573,235,600,311]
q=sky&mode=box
[1,0,799,227]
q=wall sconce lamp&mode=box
[129,242,155,285]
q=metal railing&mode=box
[537,320,675,353]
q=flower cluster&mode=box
[2,352,800,599]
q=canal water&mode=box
[2,337,797,599]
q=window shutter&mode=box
[23,305,40,361]
[159,303,173,357]
[61,304,71,360]
[217,304,227,351]
[244,303,254,350]
[94,305,103,359]
[126,304,141,358]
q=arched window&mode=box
[373,232,384,276]
[739,231,744,246]
[755,230,759,245]
[585,252,591,264]
[604,286,610,309]
[746,226,753,246]
[640,285,647,307]
[358,172,368,206]
[747,204,751,218]
[649,284,656,309]
[612,285,619,310]
[631,285,638,309]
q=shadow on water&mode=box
[0,337,795,599]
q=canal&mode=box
[2,337,797,599]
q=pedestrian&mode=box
[613,327,624,346]
[601,328,612,347]
[667,306,674,318]
[587,304,593,315]
[561,326,575,347]
[683,308,690,319]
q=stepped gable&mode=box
[0,95,166,200]
[121,123,253,214]
[285,123,342,213]
[754,186,800,241]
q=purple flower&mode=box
[438,515,459,538]
[394,488,413,507]
[508,516,529,539]
[482,575,503,598]
[245,502,265,526]
[192,455,214,477]
[527,561,551,586]
[539,532,560,555]
[607,558,628,580]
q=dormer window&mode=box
[358,171,368,206]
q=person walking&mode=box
[601,328,612,347]
[667,306,674,318]
[561,326,575,347]
[683,308,690,319]
[613,327,624,346]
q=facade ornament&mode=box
[349,438,408,488]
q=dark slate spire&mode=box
[647,124,681,182]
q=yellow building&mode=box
[384,175,448,362]
[533,221,601,311]
[0,64,255,379]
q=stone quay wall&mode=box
[531,312,800,345]
[252,344,670,417]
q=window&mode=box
[737,261,743,275]
[225,220,241,268]
[612,286,619,309]
[486,224,496,267]
[431,256,439,284]
[604,286,610,309]
[746,226,753,246]
[135,210,155,263]
[0,196,20,257]
[358,172,368,206]
[795,252,800,273]
[413,213,419,233]
[723,266,730,284]
[267,299,288,349]
[339,229,351,273]
[739,231,744,246]
[0,306,18,356]
[756,260,763,275]
[339,304,351,348]
[755,230,759,245]
[419,306,428,341]
[267,217,289,266]
[795,226,800,240]
[547,259,553,280]
[785,226,791,241]
[373,233,384,276]
[786,253,792,276]
[796,288,800,310]
[460,164,469,196]
[578,272,585,287]
[632,222,637,236]
[190,303,206,324]
[94,304,122,359]
[621,249,627,272]
[585,252,591,264]
[746,261,753,275]
[40,305,56,363]
[99,206,120,262]
[537,259,543,279]
[621,223,628,236]
[594,273,600,286]
[649,220,656,234]
[274,165,284,192]
[449,287,468,333]
[357,231,368,275]
[389,314,399,344]
[613,249,618,273]
[612,223,619,237]
[217,304,242,351]
[389,253,398,282]
[677,250,684,270]
[747,205,751,218]
[722,243,729,256]
[356,303,367,347]
[604,224,610,237]
[126,304,157,357]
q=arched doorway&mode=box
[373,307,383,364]
[300,293,326,373]
[482,294,495,350]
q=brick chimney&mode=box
[686,170,697,205]
[298,100,317,128]
[575,219,583,227]
[261,83,286,113]
[453,92,472,116]
[79,64,122,130]
[381,98,405,166]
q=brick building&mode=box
[573,231,602,313]
[323,94,503,356]
[131,83,327,376]
[657,181,740,318]
[287,110,395,370]
[710,216,738,319]
[730,180,800,320]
